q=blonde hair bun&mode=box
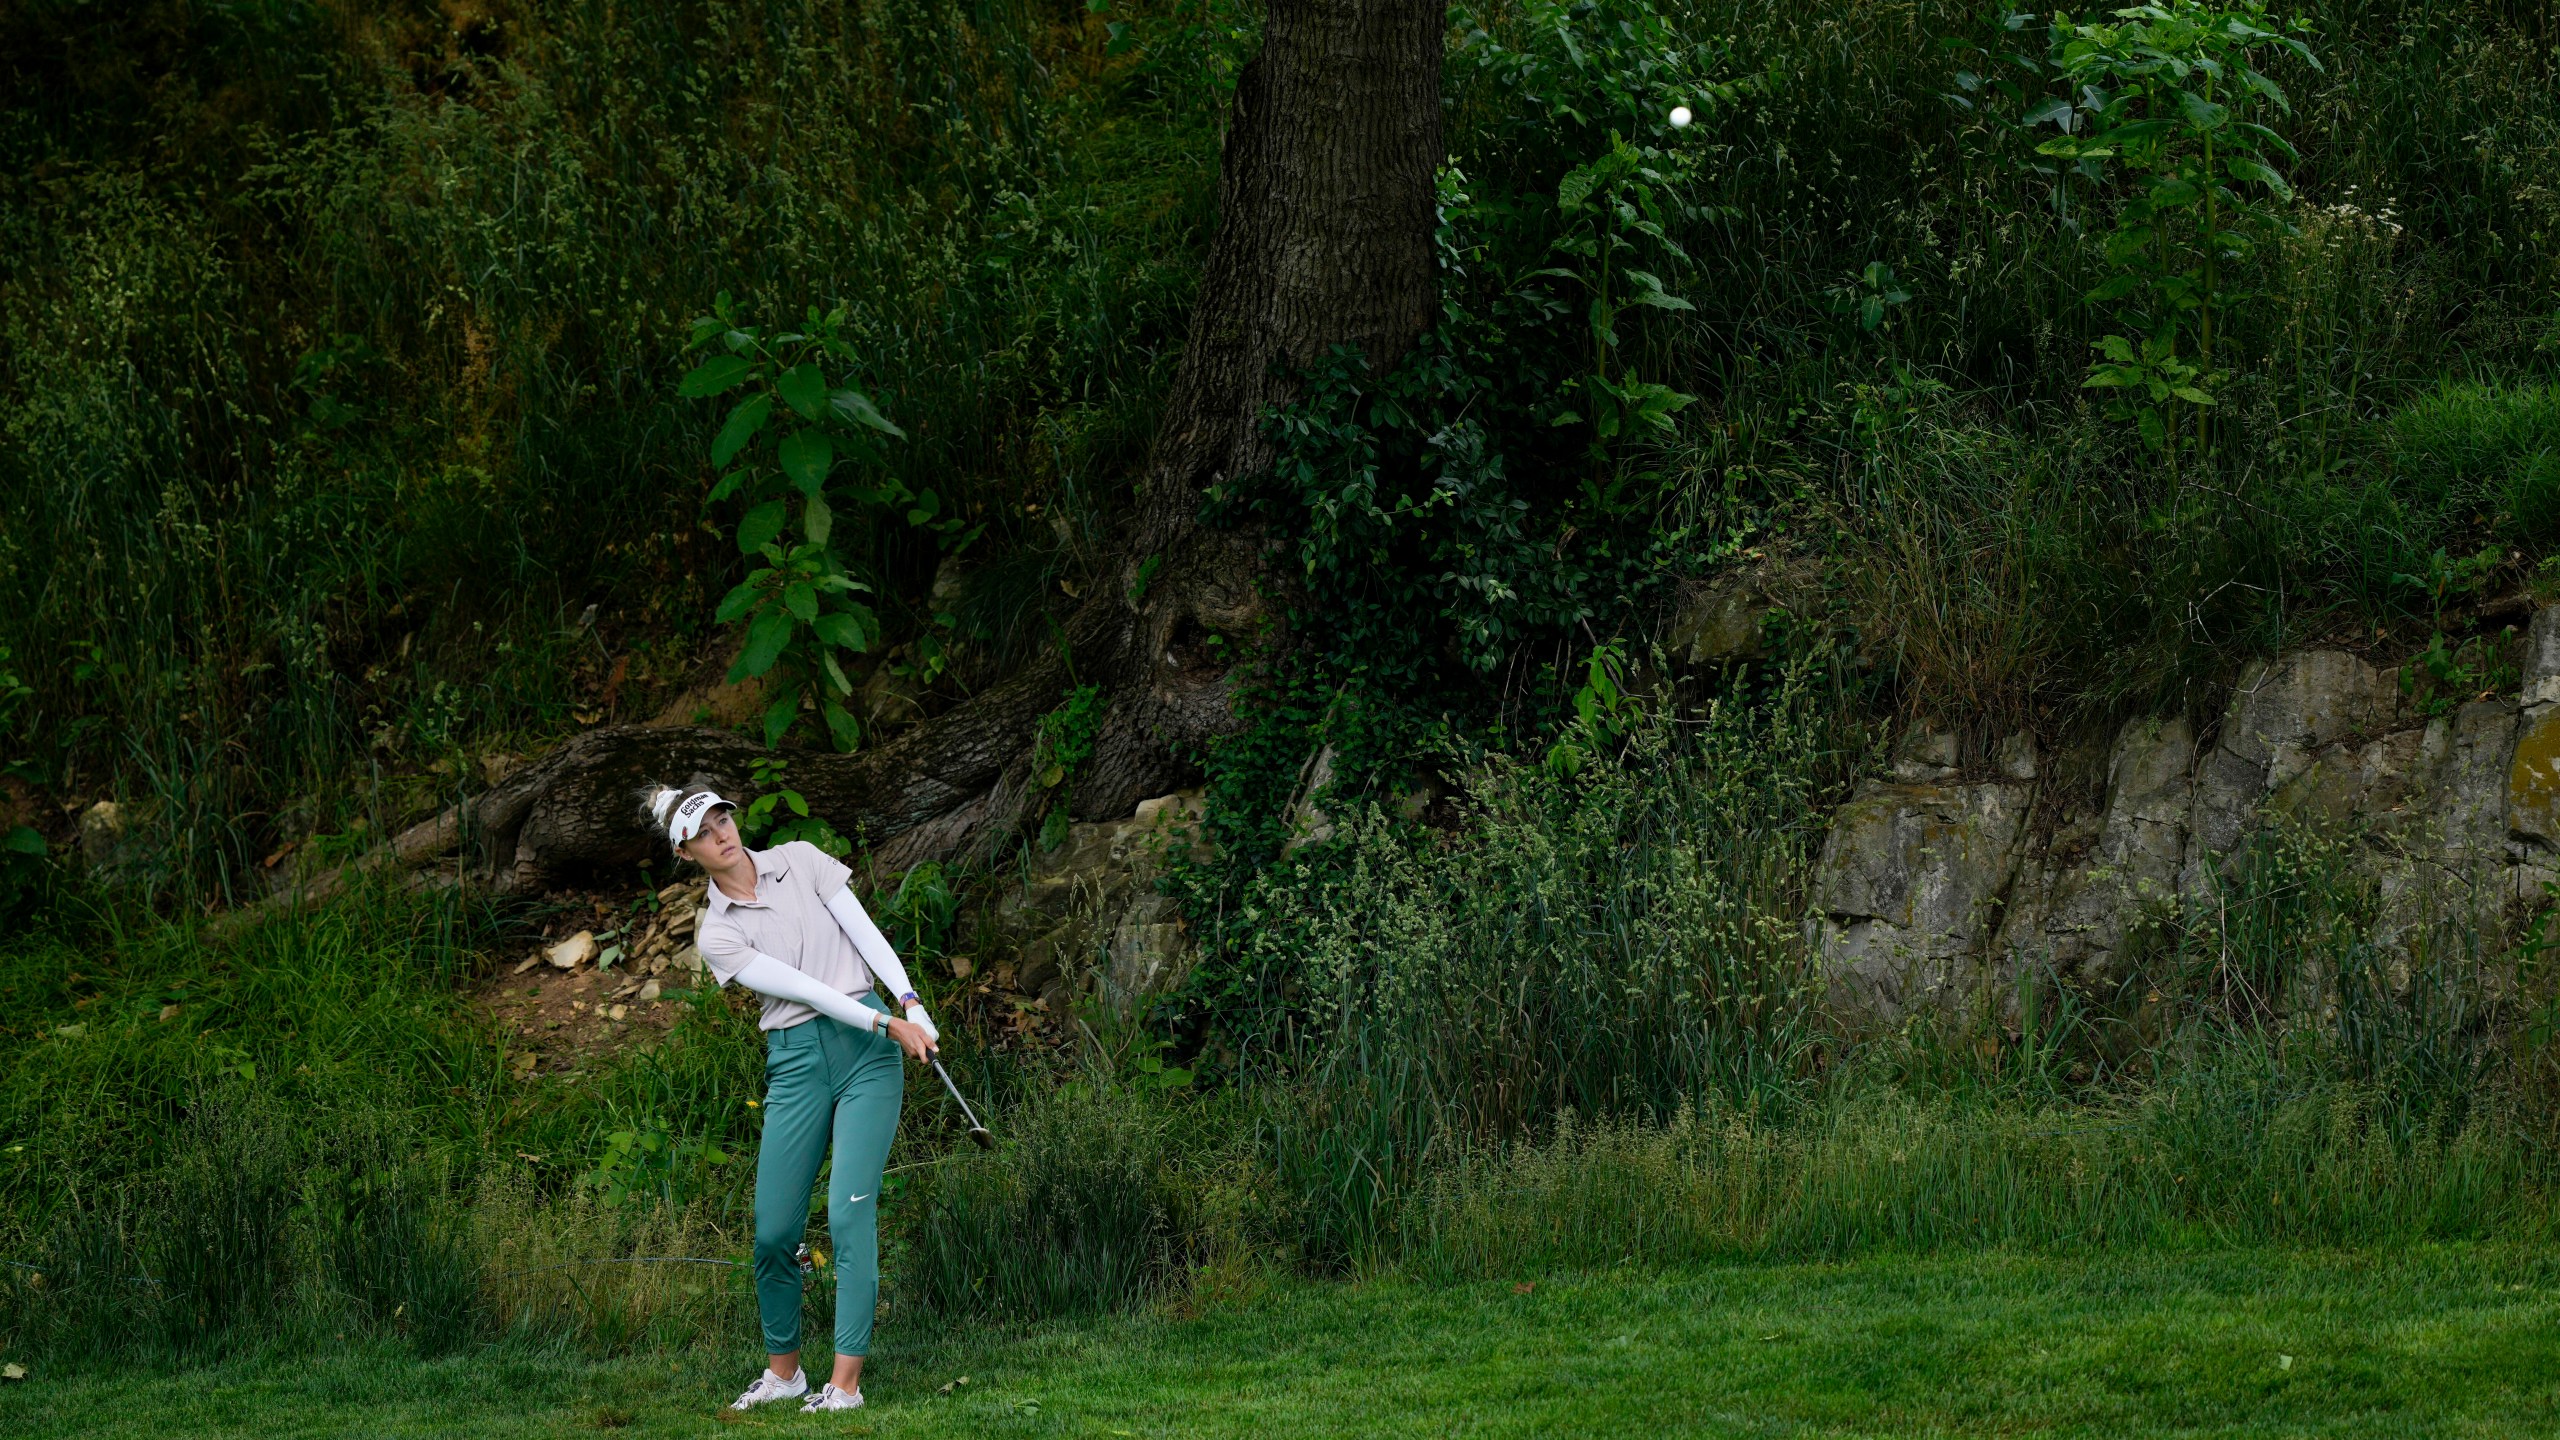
[646,786,685,829]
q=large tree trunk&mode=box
[1082,0,1446,817]
[470,0,1444,892]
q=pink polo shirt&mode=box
[693,841,873,1031]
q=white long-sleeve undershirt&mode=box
[732,953,890,1032]
[823,886,938,1043]
[823,887,915,1004]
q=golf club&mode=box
[931,1057,995,1149]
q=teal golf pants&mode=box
[753,995,903,1358]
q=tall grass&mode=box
[0,853,2551,1365]
[1208,672,1843,1262]
[0,885,499,1223]
[1400,1072,2551,1283]
[2145,814,2517,1148]
[1191,675,2558,1276]
[901,1073,1266,1321]
[0,878,774,1360]
[1827,376,2560,730]
[1253,679,1833,1119]
[0,1083,485,1360]
[472,1176,754,1355]
[0,877,1228,1359]
[0,881,497,1357]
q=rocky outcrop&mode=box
[1992,715,2195,999]
[985,790,1210,1018]
[1668,576,1774,666]
[1808,610,2560,1031]
[1806,731,2032,1023]
[1665,559,1814,668]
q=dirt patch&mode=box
[480,879,721,1077]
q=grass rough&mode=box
[2,1247,2554,1437]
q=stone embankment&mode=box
[1807,607,2560,1029]
[977,791,1210,1022]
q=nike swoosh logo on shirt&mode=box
[847,1193,871,1204]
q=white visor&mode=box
[667,789,733,848]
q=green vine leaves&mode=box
[1032,684,1105,850]
[680,294,968,751]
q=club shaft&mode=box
[931,1058,988,1134]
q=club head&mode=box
[967,1125,995,1151]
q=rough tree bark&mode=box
[468,0,1445,892]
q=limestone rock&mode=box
[2525,603,2560,707]
[1007,790,1207,922]
[78,800,123,868]
[1995,732,2039,782]
[1889,728,1960,783]
[646,671,775,729]
[995,789,1211,1016]
[1997,715,2194,991]
[1104,893,1191,1011]
[1809,774,2031,1027]
[1666,577,1770,666]
[1133,792,1197,827]
[929,555,971,612]
[862,657,928,735]
[546,931,596,970]
[2420,698,2518,869]
[1282,747,1338,854]
[2511,705,2560,850]
[2181,650,2393,899]
[1809,615,2560,1031]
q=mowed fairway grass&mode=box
[7,1247,2555,1438]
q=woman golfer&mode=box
[641,777,941,1414]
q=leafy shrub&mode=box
[2024,2,2320,466]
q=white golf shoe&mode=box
[800,1383,865,1412]
[730,1368,809,1409]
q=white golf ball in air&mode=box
[1668,105,1693,128]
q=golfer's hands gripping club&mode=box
[730,955,941,1059]
[883,1015,937,1064]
